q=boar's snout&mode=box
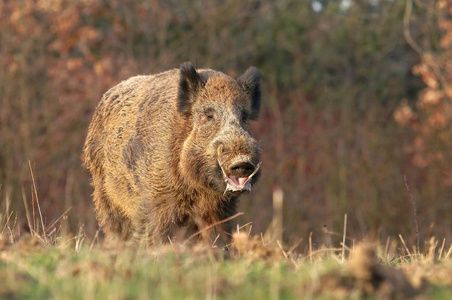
[229,160,256,178]
[217,142,261,193]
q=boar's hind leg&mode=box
[93,185,133,241]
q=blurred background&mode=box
[1,0,451,250]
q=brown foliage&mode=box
[0,0,450,246]
[395,0,452,172]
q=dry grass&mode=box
[1,182,451,299]
[0,205,451,299]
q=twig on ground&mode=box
[342,214,347,263]
[438,238,446,260]
[309,232,313,263]
[184,212,244,243]
[399,234,412,257]
[404,175,420,253]
[29,161,47,244]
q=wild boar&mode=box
[83,62,262,245]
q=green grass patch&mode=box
[1,235,451,299]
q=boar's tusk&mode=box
[248,162,261,179]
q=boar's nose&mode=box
[229,160,256,178]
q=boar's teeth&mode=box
[224,181,252,194]
[218,158,227,175]
[248,162,261,179]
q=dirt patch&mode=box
[231,232,284,262]
[315,243,430,299]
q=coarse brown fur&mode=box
[83,63,262,246]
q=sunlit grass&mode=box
[1,186,451,299]
[1,223,451,299]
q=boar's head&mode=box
[178,62,262,195]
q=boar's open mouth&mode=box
[217,157,261,194]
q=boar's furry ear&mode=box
[237,66,261,120]
[178,62,203,115]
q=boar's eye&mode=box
[203,109,216,122]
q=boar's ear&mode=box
[237,66,261,120]
[178,62,203,115]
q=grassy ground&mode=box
[0,230,451,300]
